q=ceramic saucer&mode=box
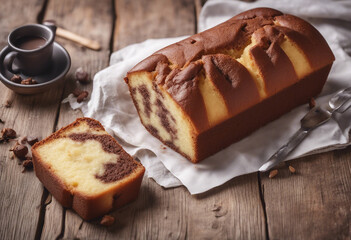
[0,42,70,95]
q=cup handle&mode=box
[4,51,19,73]
[43,21,57,38]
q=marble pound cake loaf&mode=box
[32,118,145,220]
[125,8,335,163]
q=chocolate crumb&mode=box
[22,159,33,170]
[309,98,316,109]
[0,119,4,124]
[214,209,228,218]
[75,67,90,84]
[5,100,12,108]
[269,169,278,178]
[1,128,16,139]
[77,91,89,103]
[211,205,222,212]
[100,215,115,226]
[19,136,27,144]
[288,165,296,174]
[21,77,37,85]
[12,144,28,160]
[10,74,22,83]
[27,137,39,146]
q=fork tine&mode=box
[329,86,351,111]
[336,98,351,113]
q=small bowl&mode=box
[0,42,70,95]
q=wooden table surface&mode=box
[0,0,350,239]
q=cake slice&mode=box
[32,118,145,220]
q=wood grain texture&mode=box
[113,0,195,50]
[261,149,351,240]
[39,0,114,239]
[0,1,66,239]
[187,174,266,239]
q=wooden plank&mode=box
[187,174,266,239]
[194,0,207,31]
[113,0,195,51]
[39,0,114,239]
[261,150,351,239]
[0,1,67,239]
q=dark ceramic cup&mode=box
[4,24,56,76]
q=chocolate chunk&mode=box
[13,144,28,159]
[27,137,39,146]
[1,128,16,139]
[19,136,27,144]
[21,77,37,85]
[75,67,90,84]
[77,91,89,103]
[22,159,33,169]
[10,74,22,83]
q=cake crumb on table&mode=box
[289,165,296,174]
[269,169,278,178]
[309,98,316,109]
[100,215,115,226]
[77,91,89,103]
[22,159,33,172]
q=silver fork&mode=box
[259,87,351,172]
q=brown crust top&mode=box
[128,8,333,73]
[126,7,335,133]
[202,54,260,115]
